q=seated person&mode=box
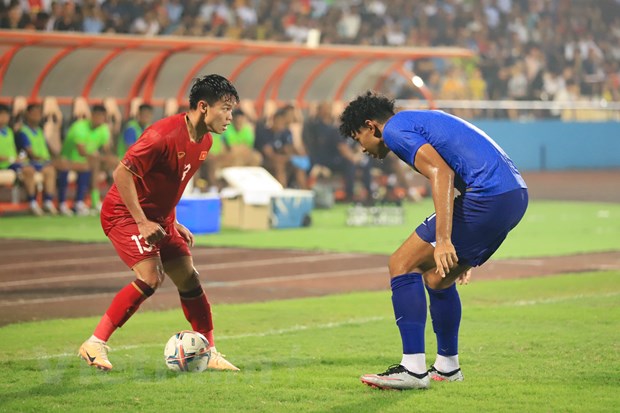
[0,104,42,216]
[200,109,262,192]
[222,108,262,167]
[117,103,153,158]
[256,109,308,188]
[57,104,115,215]
[303,102,372,203]
[199,132,227,192]
[15,103,58,215]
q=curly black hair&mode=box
[189,74,240,109]
[339,91,395,138]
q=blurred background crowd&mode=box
[1,0,619,216]
[2,0,619,104]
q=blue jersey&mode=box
[383,110,527,197]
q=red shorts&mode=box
[103,217,191,269]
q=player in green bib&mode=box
[57,104,113,216]
[117,103,153,158]
[0,104,41,215]
[16,103,58,215]
[200,109,262,192]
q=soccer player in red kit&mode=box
[78,74,240,371]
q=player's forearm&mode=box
[113,165,148,224]
[77,143,89,157]
[430,168,455,243]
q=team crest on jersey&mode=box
[199,151,208,160]
[177,152,186,158]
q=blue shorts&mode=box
[415,188,528,267]
[7,162,47,172]
[7,162,23,172]
[29,161,49,172]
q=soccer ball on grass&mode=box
[164,330,211,372]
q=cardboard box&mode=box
[221,193,271,230]
[220,167,314,230]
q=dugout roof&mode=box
[0,31,474,116]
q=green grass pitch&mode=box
[0,200,619,412]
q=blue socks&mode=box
[76,171,92,202]
[391,273,427,354]
[391,272,462,364]
[56,170,69,203]
[426,283,461,356]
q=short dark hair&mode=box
[189,74,240,109]
[26,103,42,112]
[0,104,10,113]
[232,108,245,117]
[339,91,395,138]
[92,104,107,114]
[138,103,153,112]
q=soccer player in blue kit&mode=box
[339,91,528,390]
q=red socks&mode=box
[92,281,214,347]
[94,279,155,342]
[180,287,215,347]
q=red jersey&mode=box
[101,113,212,232]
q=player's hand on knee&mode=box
[175,222,194,247]
[138,220,167,245]
[434,241,458,278]
[458,269,472,285]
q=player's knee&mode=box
[423,272,441,289]
[179,269,201,291]
[21,167,35,178]
[388,254,409,277]
[140,269,165,290]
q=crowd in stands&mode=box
[2,0,619,214]
[1,0,619,109]
[1,97,424,216]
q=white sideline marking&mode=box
[0,253,364,288]
[23,316,389,361]
[0,266,387,306]
[503,291,620,307]
[16,290,620,362]
[0,247,278,271]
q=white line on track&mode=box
[0,266,387,306]
[0,247,280,271]
[0,253,366,288]
[3,244,251,258]
[205,267,387,288]
[3,243,112,257]
[491,259,545,266]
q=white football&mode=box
[164,330,211,372]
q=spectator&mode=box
[83,5,105,34]
[56,104,114,216]
[2,0,619,108]
[53,1,81,32]
[117,103,153,158]
[256,109,306,189]
[0,104,41,215]
[0,2,31,29]
[200,109,262,192]
[303,102,372,203]
[15,103,58,215]
[222,108,262,168]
